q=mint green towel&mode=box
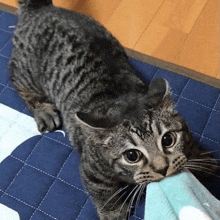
[145,169,220,220]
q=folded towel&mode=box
[0,204,20,220]
[144,169,220,220]
[0,103,65,163]
[0,104,41,163]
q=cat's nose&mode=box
[156,166,169,176]
[152,156,169,176]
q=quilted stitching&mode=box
[0,10,219,220]
[29,153,78,219]
[198,96,220,144]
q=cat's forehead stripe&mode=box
[151,120,162,135]
[137,145,150,160]
[155,121,162,135]
[130,131,143,146]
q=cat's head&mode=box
[75,78,195,184]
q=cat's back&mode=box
[13,3,126,75]
[11,1,146,115]
[15,4,112,47]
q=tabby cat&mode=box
[9,1,217,219]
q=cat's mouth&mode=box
[152,169,185,183]
[134,165,187,184]
[166,167,185,177]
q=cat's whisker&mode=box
[188,158,220,162]
[186,164,218,174]
[111,191,128,210]
[117,185,139,220]
[101,185,129,210]
[187,161,220,168]
[185,165,209,173]
[134,184,146,217]
[127,185,142,219]
[200,150,220,155]
[185,165,220,178]
[186,162,217,170]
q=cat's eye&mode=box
[124,150,142,163]
[161,132,176,148]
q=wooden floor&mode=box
[1,0,219,83]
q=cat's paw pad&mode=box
[33,103,62,133]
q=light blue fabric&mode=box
[145,169,220,220]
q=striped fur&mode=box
[9,1,217,219]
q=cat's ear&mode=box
[145,78,171,108]
[75,112,118,129]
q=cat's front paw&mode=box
[33,103,62,133]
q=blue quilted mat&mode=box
[0,10,219,220]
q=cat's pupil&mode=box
[162,132,174,148]
[125,150,141,163]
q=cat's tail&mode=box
[18,0,52,10]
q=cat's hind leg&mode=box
[16,87,62,133]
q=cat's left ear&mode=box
[75,112,118,130]
[145,78,172,108]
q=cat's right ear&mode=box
[75,112,118,130]
[145,78,171,108]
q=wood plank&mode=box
[53,0,79,10]
[75,0,123,25]
[134,0,219,78]
[0,0,17,8]
[134,25,188,63]
[152,29,188,62]
[163,0,208,33]
[105,0,164,48]
[73,0,88,11]
[175,0,219,78]
[134,22,170,55]
[134,0,192,61]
